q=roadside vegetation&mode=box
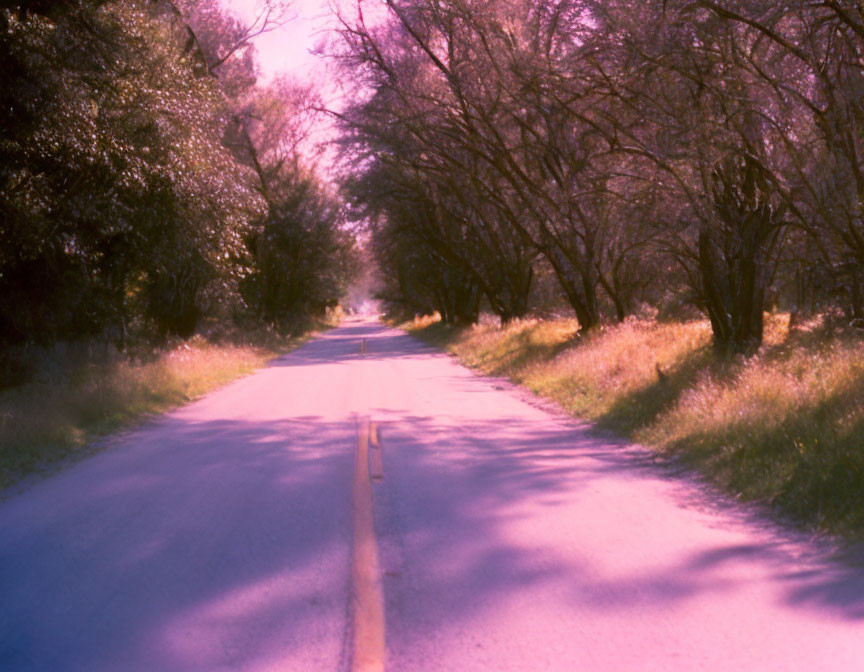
[336,1,864,353]
[1,2,357,351]
[6,0,864,533]
[410,314,864,538]
[0,2,357,489]
[335,1,864,540]
[0,320,335,490]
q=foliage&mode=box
[242,169,359,328]
[0,327,319,489]
[232,80,358,329]
[0,0,263,343]
[0,0,355,349]
[335,0,864,353]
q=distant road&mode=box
[2,319,863,670]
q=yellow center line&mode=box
[351,417,385,672]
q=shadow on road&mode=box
[0,416,355,670]
[365,387,864,642]
[3,319,864,671]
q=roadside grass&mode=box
[408,313,864,537]
[0,326,323,490]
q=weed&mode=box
[408,314,864,537]
[0,327,320,489]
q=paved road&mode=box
[2,320,864,670]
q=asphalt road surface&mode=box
[2,319,864,671]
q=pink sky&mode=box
[220,0,341,83]
[219,0,386,171]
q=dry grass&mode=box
[0,329,317,489]
[410,313,864,537]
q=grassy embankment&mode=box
[409,313,864,538]
[0,324,326,490]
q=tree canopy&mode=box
[333,0,864,353]
[0,0,356,346]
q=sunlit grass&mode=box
[0,329,318,489]
[409,313,864,537]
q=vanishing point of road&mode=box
[2,319,863,670]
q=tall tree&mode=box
[0,0,262,343]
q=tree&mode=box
[0,0,262,343]
[230,81,357,327]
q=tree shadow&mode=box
[662,382,864,537]
[4,320,864,671]
[0,415,356,671]
[377,323,864,636]
[369,408,864,664]
[593,345,737,435]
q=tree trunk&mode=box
[540,246,600,331]
[699,157,779,356]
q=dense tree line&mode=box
[335,0,864,354]
[0,0,355,349]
